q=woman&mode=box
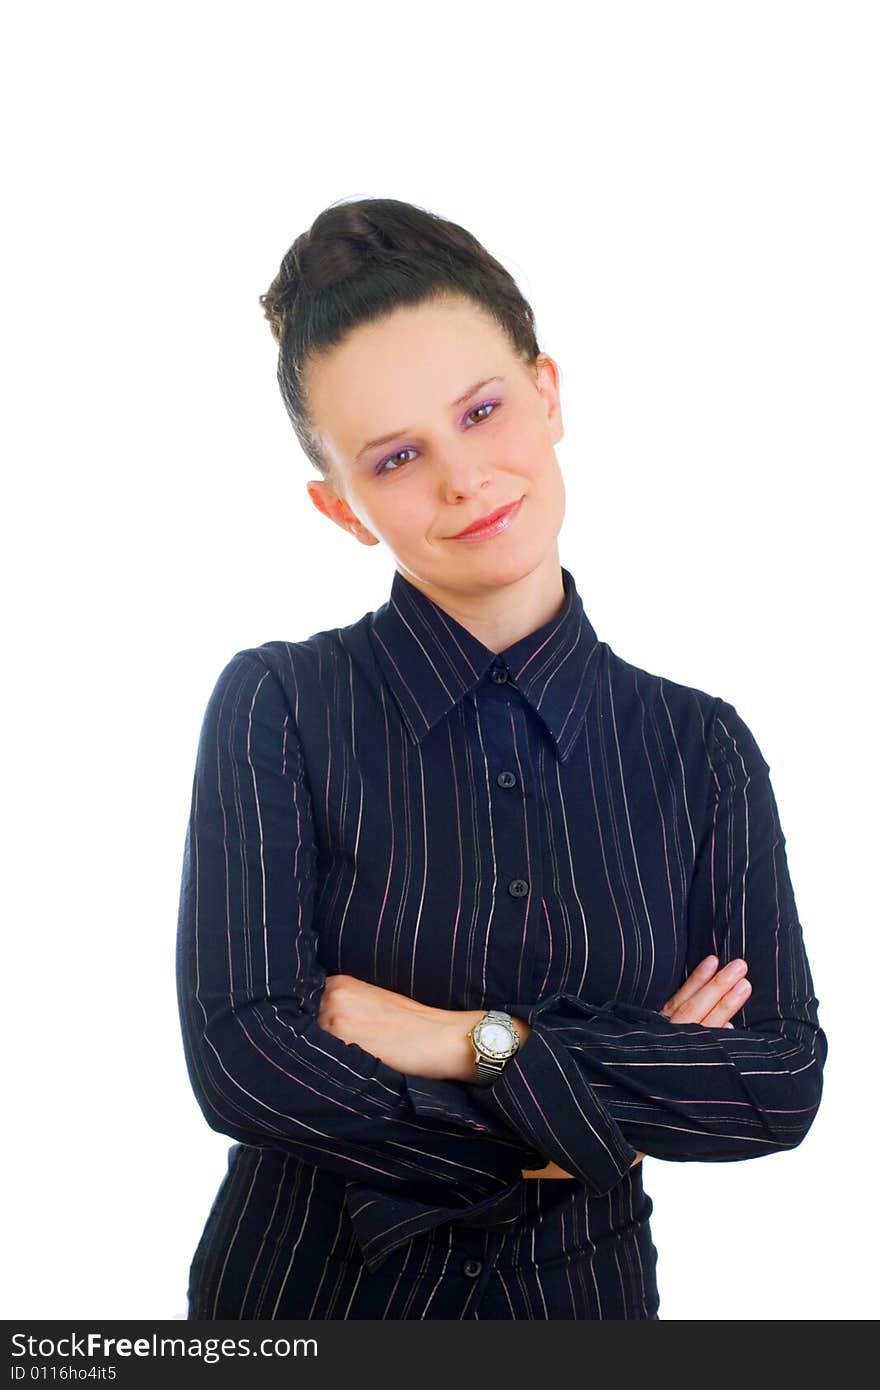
[175,196,827,1320]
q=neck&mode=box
[399,546,566,654]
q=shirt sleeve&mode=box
[175,649,555,1269]
[407,697,827,1177]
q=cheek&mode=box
[348,486,405,533]
[509,437,559,484]
[370,493,434,542]
[504,415,550,462]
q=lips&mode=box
[450,496,524,539]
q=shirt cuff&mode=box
[343,1170,528,1274]
[403,1072,545,1171]
[463,996,640,1191]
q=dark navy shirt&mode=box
[175,564,826,1319]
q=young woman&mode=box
[175,196,827,1320]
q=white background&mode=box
[3,0,876,1320]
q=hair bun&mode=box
[262,201,479,342]
[259,239,310,343]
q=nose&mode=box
[436,449,492,501]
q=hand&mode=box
[521,955,751,1179]
[659,953,751,1027]
[317,974,483,1082]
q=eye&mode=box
[467,400,498,425]
[375,447,418,476]
[373,399,501,476]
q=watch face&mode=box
[475,1020,515,1058]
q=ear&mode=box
[535,353,564,446]
[305,481,380,546]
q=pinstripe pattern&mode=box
[176,565,826,1319]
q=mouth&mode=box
[448,495,525,541]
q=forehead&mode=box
[305,297,513,439]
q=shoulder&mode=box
[601,639,720,731]
[202,603,378,727]
[251,603,376,696]
[602,641,769,771]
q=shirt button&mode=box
[508,878,529,898]
[462,1257,483,1278]
[489,664,509,684]
[497,770,517,788]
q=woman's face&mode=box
[303,293,566,600]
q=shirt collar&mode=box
[369,565,604,764]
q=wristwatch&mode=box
[467,1009,522,1086]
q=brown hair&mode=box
[259,196,543,483]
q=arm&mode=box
[176,650,558,1268]
[406,698,827,1171]
[317,976,644,1181]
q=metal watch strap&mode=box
[475,1055,507,1084]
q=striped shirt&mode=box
[175,563,826,1319]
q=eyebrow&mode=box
[354,375,506,461]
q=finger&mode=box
[660,955,719,1017]
[665,958,749,1024]
[699,978,751,1028]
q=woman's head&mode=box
[260,197,566,604]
